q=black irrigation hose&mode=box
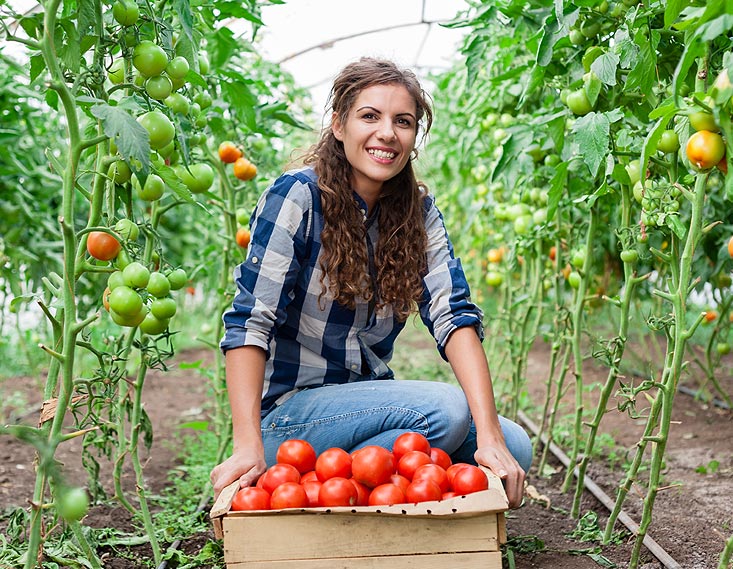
[677,384,731,410]
[516,409,682,569]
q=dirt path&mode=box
[1,338,731,568]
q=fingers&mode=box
[475,446,527,509]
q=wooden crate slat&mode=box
[225,551,502,568]
[223,513,500,564]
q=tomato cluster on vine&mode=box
[229,433,490,512]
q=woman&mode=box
[210,57,532,508]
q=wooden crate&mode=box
[210,467,509,568]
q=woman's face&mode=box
[331,83,418,198]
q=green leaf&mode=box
[572,112,610,177]
[173,0,195,47]
[222,80,257,131]
[29,55,45,83]
[625,31,656,94]
[491,128,534,182]
[640,108,676,188]
[664,0,684,28]
[536,13,561,67]
[583,72,602,107]
[546,161,569,221]
[90,103,150,176]
[590,52,619,87]
[157,163,196,204]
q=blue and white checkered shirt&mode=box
[220,166,484,416]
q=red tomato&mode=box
[430,447,452,470]
[389,473,411,494]
[230,487,271,511]
[368,483,406,506]
[451,465,489,495]
[441,491,458,500]
[87,231,121,261]
[349,479,372,506]
[315,447,352,482]
[276,439,317,474]
[397,450,433,480]
[259,463,300,494]
[318,477,358,507]
[351,445,396,488]
[270,482,309,510]
[405,478,443,503]
[300,470,318,484]
[302,480,322,507]
[412,463,449,493]
[392,432,431,462]
[446,462,471,487]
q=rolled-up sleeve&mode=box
[220,174,312,356]
[419,196,484,360]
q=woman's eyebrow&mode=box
[356,105,416,121]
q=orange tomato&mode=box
[236,227,251,248]
[704,310,718,324]
[487,248,503,263]
[549,245,557,262]
[102,287,112,312]
[685,130,725,170]
[87,231,121,261]
[218,141,243,163]
[233,157,257,181]
[728,236,733,259]
[718,155,728,175]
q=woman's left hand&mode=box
[474,443,526,509]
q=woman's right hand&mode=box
[210,448,267,500]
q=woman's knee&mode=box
[499,416,533,473]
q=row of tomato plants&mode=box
[420,1,733,568]
[0,0,315,566]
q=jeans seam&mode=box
[263,406,429,433]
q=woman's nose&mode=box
[377,121,396,142]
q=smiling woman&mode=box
[210,57,532,510]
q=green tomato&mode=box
[717,342,731,355]
[485,271,504,287]
[133,40,169,78]
[137,110,175,150]
[580,20,600,39]
[571,250,586,269]
[177,163,215,194]
[626,159,641,185]
[157,140,176,159]
[620,249,639,263]
[145,75,173,101]
[108,58,126,84]
[582,46,604,73]
[236,208,249,226]
[109,159,132,184]
[110,304,147,327]
[108,285,143,316]
[146,271,171,298]
[112,0,139,26]
[151,297,177,319]
[193,91,212,109]
[115,247,132,270]
[566,89,594,116]
[164,92,190,115]
[122,261,150,288]
[166,268,187,290]
[569,29,585,45]
[133,173,165,201]
[55,487,89,522]
[513,214,532,235]
[633,181,644,203]
[107,270,126,290]
[568,271,582,289]
[688,110,719,132]
[114,218,139,241]
[139,312,170,335]
[657,130,680,154]
[166,56,190,80]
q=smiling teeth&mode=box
[368,149,395,159]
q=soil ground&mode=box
[1,332,731,568]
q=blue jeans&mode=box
[260,380,533,473]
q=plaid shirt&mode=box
[220,167,484,416]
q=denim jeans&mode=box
[260,379,533,473]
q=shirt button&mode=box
[251,256,259,264]
[351,363,358,370]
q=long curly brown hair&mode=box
[303,58,434,321]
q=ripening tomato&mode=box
[451,465,489,495]
[397,450,433,480]
[349,479,371,506]
[270,482,309,510]
[392,432,431,462]
[412,463,449,493]
[230,486,271,511]
[87,231,121,261]
[368,483,406,506]
[315,447,352,482]
[318,477,357,507]
[429,447,452,471]
[686,130,725,170]
[219,141,243,163]
[236,228,251,248]
[276,439,317,474]
[727,236,733,259]
[259,463,300,494]
[405,478,443,503]
[233,157,257,181]
[351,445,396,488]
[302,480,322,507]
